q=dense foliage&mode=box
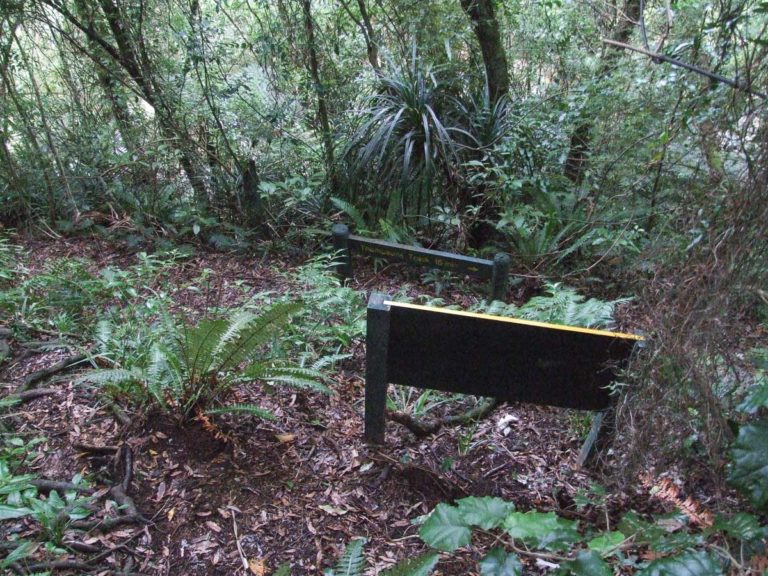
[1,0,766,572]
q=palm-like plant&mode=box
[343,62,469,221]
[79,302,330,421]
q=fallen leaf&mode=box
[167,508,176,521]
[319,504,348,516]
[249,558,266,576]
[275,433,295,443]
[205,521,221,533]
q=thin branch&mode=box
[601,38,767,99]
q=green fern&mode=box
[331,197,369,233]
[517,283,627,329]
[205,403,276,420]
[77,301,330,421]
[473,283,627,330]
[324,538,367,576]
[381,553,439,576]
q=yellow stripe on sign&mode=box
[384,300,645,341]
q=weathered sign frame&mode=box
[364,293,643,465]
[331,224,512,302]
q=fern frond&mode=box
[216,301,303,372]
[311,354,351,371]
[146,343,172,409]
[331,197,368,232]
[324,538,366,576]
[74,368,142,387]
[213,309,257,359]
[206,403,276,420]
[245,364,332,394]
[181,318,228,380]
[380,552,438,576]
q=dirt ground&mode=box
[0,236,743,575]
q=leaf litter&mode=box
[0,236,751,575]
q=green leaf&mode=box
[479,548,522,576]
[558,551,611,576]
[380,552,438,576]
[503,511,579,551]
[0,504,33,520]
[637,551,723,576]
[728,421,768,510]
[419,503,472,551]
[456,496,515,530]
[587,531,625,556]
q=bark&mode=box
[0,54,57,223]
[339,0,381,73]
[564,0,642,185]
[40,0,209,201]
[15,27,78,216]
[300,0,337,191]
[459,0,510,104]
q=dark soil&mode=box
[0,235,751,575]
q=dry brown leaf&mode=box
[248,558,266,576]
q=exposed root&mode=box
[30,478,95,494]
[3,388,58,404]
[15,353,87,393]
[387,397,500,438]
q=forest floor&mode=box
[0,235,744,575]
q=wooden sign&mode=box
[331,224,511,301]
[364,294,643,463]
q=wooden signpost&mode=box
[331,224,512,302]
[364,294,643,465]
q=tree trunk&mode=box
[0,27,57,224]
[564,0,642,185]
[41,0,209,202]
[300,0,337,192]
[459,0,510,104]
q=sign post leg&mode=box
[365,294,391,444]
[490,253,511,302]
[577,410,610,467]
[331,223,352,279]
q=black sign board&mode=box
[331,224,511,301]
[364,294,643,462]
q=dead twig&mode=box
[73,442,120,454]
